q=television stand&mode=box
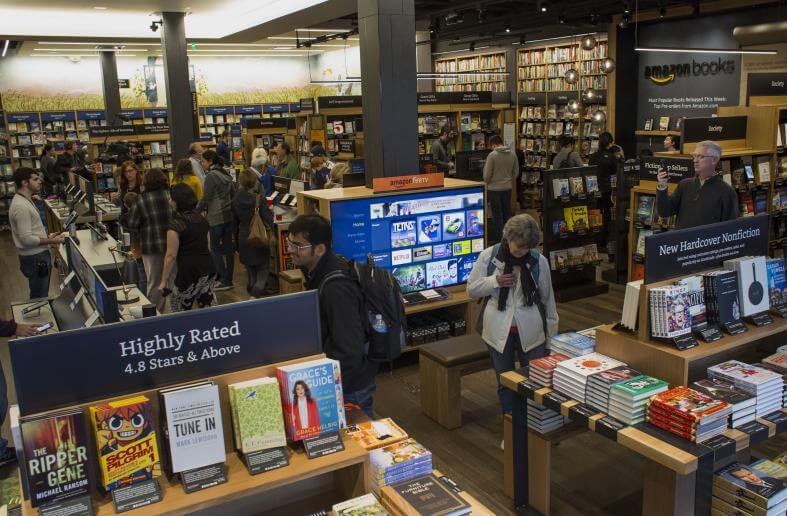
[402,288,450,306]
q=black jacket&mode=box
[54,152,77,180]
[588,149,616,192]
[304,251,378,393]
[656,174,739,229]
[231,189,273,266]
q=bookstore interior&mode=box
[3,1,787,515]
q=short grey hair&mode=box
[502,213,542,248]
[696,140,722,158]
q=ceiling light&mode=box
[37,41,161,46]
[558,15,567,24]
[2,40,8,57]
[34,48,147,52]
[187,53,309,57]
[31,54,110,57]
[618,14,629,29]
[431,45,489,55]
[93,6,107,10]
[659,7,666,18]
[538,1,547,13]
[635,46,777,55]
[469,41,476,52]
[267,36,358,41]
[623,1,630,14]
[505,23,511,33]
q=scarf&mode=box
[496,240,539,311]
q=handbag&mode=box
[247,194,272,247]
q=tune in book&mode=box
[89,396,161,491]
[21,408,92,507]
[276,358,346,441]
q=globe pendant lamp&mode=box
[591,110,606,123]
[567,99,581,114]
[581,35,597,51]
[582,89,597,103]
[564,68,579,85]
[601,57,616,73]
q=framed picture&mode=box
[644,118,653,131]
[675,116,685,129]
[659,116,670,131]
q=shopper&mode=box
[216,131,231,164]
[467,214,558,416]
[196,150,236,291]
[249,148,277,197]
[484,135,519,242]
[325,162,349,189]
[431,126,453,173]
[288,214,377,418]
[232,169,274,297]
[589,131,617,251]
[0,317,37,465]
[173,158,203,201]
[159,184,216,312]
[115,160,144,215]
[551,135,583,169]
[276,142,300,180]
[125,168,172,312]
[39,144,59,192]
[120,191,147,297]
[663,135,680,153]
[188,142,207,184]
[309,156,331,190]
[54,141,78,180]
[9,168,64,299]
[657,140,738,229]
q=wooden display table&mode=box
[501,370,786,516]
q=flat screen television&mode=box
[329,186,485,293]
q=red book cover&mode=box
[647,405,701,431]
[648,387,732,422]
[646,415,697,440]
[530,353,571,371]
[632,263,644,281]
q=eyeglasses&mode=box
[286,238,313,251]
[691,154,714,160]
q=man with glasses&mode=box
[656,140,738,229]
[287,214,378,418]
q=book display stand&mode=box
[240,117,297,174]
[316,96,364,162]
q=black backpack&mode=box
[319,257,406,363]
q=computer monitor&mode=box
[65,238,120,323]
[329,186,485,293]
[454,150,490,181]
[342,172,365,187]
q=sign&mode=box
[41,111,76,122]
[747,72,787,99]
[644,58,736,86]
[119,110,142,119]
[245,447,289,475]
[77,111,106,121]
[644,214,769,283]
[11,291,322,415]
[87,124,169,138]
[682,115,747,143]
[289,103,301,113]
[118,79,130,88]
[318,96,363,109]
[181,463,228,493]
[263,103,290,113]
[303,432,345,459]
[112,479,162,513]
[242,118,292,130]
[337,139,355,155]
[143,109,168,118]
[640,156,693,183]
[372,173,444,193]
[235,105,262,115]
[417,92,459,105]
[6,112,39,122]
[550,91,580,104]
[518,92,547,106]
[205,106,232,115]
[299,98,314,111]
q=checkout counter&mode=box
[43,172,120,233]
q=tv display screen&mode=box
[329,187,485,293]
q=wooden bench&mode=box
[419,334,491,429]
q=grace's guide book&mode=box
[276,358,346,442]
[160,382,226,473]
[89,396,161,491]
[228,377,286,455]
[21,408,92,507]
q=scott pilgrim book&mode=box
[21,408,92,507]
[89,396,161,491]
[159,381,226,474]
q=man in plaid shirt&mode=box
[126,168,172,312]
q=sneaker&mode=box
[214,283,233,292]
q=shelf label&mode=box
[181,462,228,493]
[112,478,162,513]
[694,326,723,342]
[671,333,698,351]
[737,421,769,445]
[41,494,92,516]
[245,447,290,475]
[303,431,345,459]
[722,320,748,335]
[747,312,773,327]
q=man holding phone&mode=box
[656,140,738,229]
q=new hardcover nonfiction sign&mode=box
[681,115,747,143]
[11,292,322,415]
[640,156,693,183]
[644,215,769,283]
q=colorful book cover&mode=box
[588,209,602,228]
[570,176,585,195]
[767,258,787,307]
[369,438,432,474]
[715,461,787,508]
[390,219,417,248]
[276,358,346,441]
[635,195,655,225]
[611,376,669,401]
[549,332,595,352]
[530,353,571,372]
[585,175,599,194]
[228,377,287,454]
[552,178,570,198]
[21,410,92,507]
[345,418,408,451]
[708,360,782,389]
[589,366,642,387]
[690,378,756,408]
[568,205,588,230]
[648,387,732,421]
[90,396,161,491]
[552,220,568,236]
[556,353,626,379]
[381,474,469,515]
[675,275,707,329]
[332,493,388,515]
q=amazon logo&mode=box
[644,58,735,85]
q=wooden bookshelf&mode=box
[626,184,678,282]
[434,50,507,93]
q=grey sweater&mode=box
[483,146,519,191]
[552,150,583,169]
[9,194,48,256]
[656,174,739,229]
[196,166,236,226]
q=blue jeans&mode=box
[488,331,547,414]
[19,251,52,300]
[344,382,376,419]
[209,222,234,286]
[488,189,512,242]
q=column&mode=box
[99,51,122,126]
[160,11,196,161]
[358,0,419,186]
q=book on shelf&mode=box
[332,493,387,516]
[549,250,568,270]
[703,270,741,327]
[551,219,568,236]
[276,357,346,441]
[160,381,226,473]
[767,258,787,307]
[707,360,783,417]
[345,418,408,451]
[757,159,772,185]
[567,246,585,266]
[674,275,707,330]
[714,460,787,509]
[723,256,769,317]
[588,209,602,229]
[621,280,643,331]
[644,119,653,131]
[564,205,588,231]
[635,195,656,226]
[548,331,595,357]
[635,229,652,256]
[370,438,433,494]
[552,178,570,198]
[585,175,599,194]
[20,408,92,507]
[649,284,692,338]
[89,396,161,491]
[658,117,670,131]
[569,176,585,196]
[227,377,286,455]
[762,352,787,374]
[380,474,470,516]
[553,353,626,404]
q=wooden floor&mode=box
[0,233,783,515]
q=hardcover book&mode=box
[635,195,656,225]
[675,275,707,330]
[767,258,787,307]
[569,176,585,196]
[276,358,346,441]
[648,387,732,423]
[611,375,668,401]
[90,396,161,491]
[381,474,470,516]
[715,460,787,509]
[564,205,588,231]
[21,409,92,507]
[552,177,570,198]
[690,378,755,409]
[585,175,599,194]
[724,256,769,316]
[345,418,408,450]
[228,377,286,455]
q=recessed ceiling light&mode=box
[93,6,107,10]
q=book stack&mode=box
[345,418,408,450]
[703,270,741,328]
[369,438,433,495]
[227,377,286,455]
[527,398,569,433]
[713,460,787,516]
[332,494,387,515]
[528,353,571,388]
[608,375,669,425]
[547,332,596,357]
[553,353,626,403]
[758,356,787,408]
[646,387,732,442]
[586,366,643,413]
[380,474,471,516]
[649,285,692,339]
[708,360,783,417]
[691,378,757,428]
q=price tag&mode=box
[722,320,747,335]
[41,494,92,516]
[303,431,344,459]
[112,479,162,513]
[518,379,538,398]
[568,403,600,425]
[543,391,571,411]
[694,326,723,342]
[700,434,736,460]
[671,333,698,351]
[737,421,769,445]
[245,447,289,475]
[761,410,787,432]
[596,416,626,440]
[69,288,85,310]
[748,312,774,327]
[775,304,787,319]
[59,271,75,291]
[181,462,228,493]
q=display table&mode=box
[56,228,119,270]
[502,370,786,516]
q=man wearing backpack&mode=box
[467,214,559,420]
[287,214,378,417]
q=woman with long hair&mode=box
[232,169,274,297]
[291,380,320,431]
[173,158,203,200]
[115,160,145,214]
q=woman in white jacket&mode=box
[467,214,559,414]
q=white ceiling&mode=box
[0,0,333,39]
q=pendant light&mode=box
[591,110,606,123]
[601,57,616,73]
[581,35,597,50]
[582,89,597,103]
[567,99,581,114]
[564,68,579,84]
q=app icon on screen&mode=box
[467,209,484,237]
[458,256,478,282]
[391,249,412,265]
[442,212,466,240]
[390,219,417,248]
[412,246,433,262]
[452,240,471,256]
[393,264,426,293]
[426,259,459,288]
[417,215,441,244]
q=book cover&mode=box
[611,375,669,401]
[556,353,625,379]
[552,178,570,198]
[635,195,655,225]
[332,493,387,515]
[381,474,470,516]
[277,358,346,441]
[725,257,768,316]
[767,258,787,307]
[648,387,732,421]
[715,461,787,509]
[345,418,408,450]
[21,409,91,507]
[659,117,670,131]
[549,250,568,270]
[567,205,588,230]
[90,396,160,490]
[690,378,755,408]
[585,175,599,194]
[675,275,707,329]
[370,438,432,476]
[228,377,286,454]
[549,332,595,352]
[569,176,585,195]
[589,366,642,387]
[635,229,652,256]
[551,219,568,236]
[588,209,602,229]
[708,360,782,390]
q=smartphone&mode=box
[660,159,667,172]
[21,300,48,315]
[36,322,53,333]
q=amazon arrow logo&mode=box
[650,74,675,84]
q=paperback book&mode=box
[227,377,286,455]
[332,493,387,516]
[345,418,408,450]
[547,332,595,357]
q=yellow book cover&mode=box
[563,207,575,231]
[569,206,588,230]
[90,395,161,490]
[345,418,408,450]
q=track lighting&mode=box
[505,23,511,33]
[477,9,486,24]
[618,14,629,29]
[469,41,476,52]
[558,15,567,24]
[537,0,547,13]
[623,1,630,14]
[659,7,666,18]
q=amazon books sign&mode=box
[644,58,736,85]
